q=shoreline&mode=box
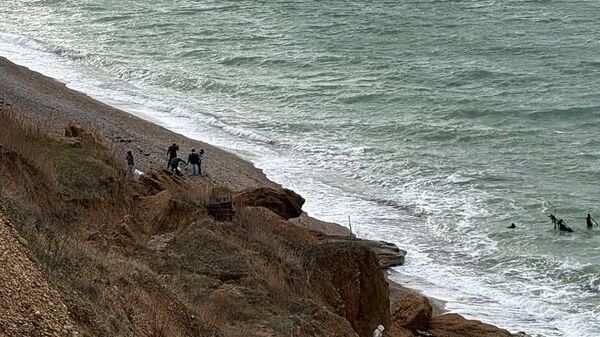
[0,55,526,336]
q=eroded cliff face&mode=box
[305,242,391,337]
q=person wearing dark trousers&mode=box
[586,213,598,228]
[187,149,200,176]
[198,149,204,175]
[126,151,135,173]
[169,157,186,176]
[167,143,179,169]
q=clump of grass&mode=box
[0,105,126,202]
[0,105,56,181]
[164,228,249,281]
[52,142,118,200]
[265,314,302,334]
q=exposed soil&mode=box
[0,213,77,337]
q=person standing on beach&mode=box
[167,143,179,169]
[187,149,200,176]
[198,149,204,175]
[126,151,135,173]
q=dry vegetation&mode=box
[0,104,376,337]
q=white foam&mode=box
[0,32,50,52]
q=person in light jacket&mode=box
[372,325,385,337]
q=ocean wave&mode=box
[219,55,262,66]
[337,92,385,104]
[526,105,600,119]
[93,14,132,23]
[0,32,50,53]
[446,172,475,184]
[52,47,95,61]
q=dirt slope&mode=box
[0,212,77,337]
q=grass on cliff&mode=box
[52,142,119,200]
[0,106,125,201]
[0,104,350,337]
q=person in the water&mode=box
[557,219,573,232]
[549,214,559,230]
[586,213,598,228]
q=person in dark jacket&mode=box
[188,149,200,176]
[167,143,179,168]
[549,214,559,230]
[557,219,573,232]
[126,151,135,173]
[169,157,186,176]
[586,213,598,228]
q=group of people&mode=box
[124,142,205,177]
[508,213,598,232]
[549,213,598,232]
[167,143,204,176]
[548,214,574,232]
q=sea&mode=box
[1,1,599,336]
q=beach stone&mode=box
[17,236,28,247]
[64,120,86,137]
[234,187,305,219]
[428,313,514,337]
[391,292,432,332]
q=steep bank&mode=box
[0,212,77,337]
[0,57,528,337]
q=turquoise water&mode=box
[1,1,600,335]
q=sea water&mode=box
[1,1,600,336]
